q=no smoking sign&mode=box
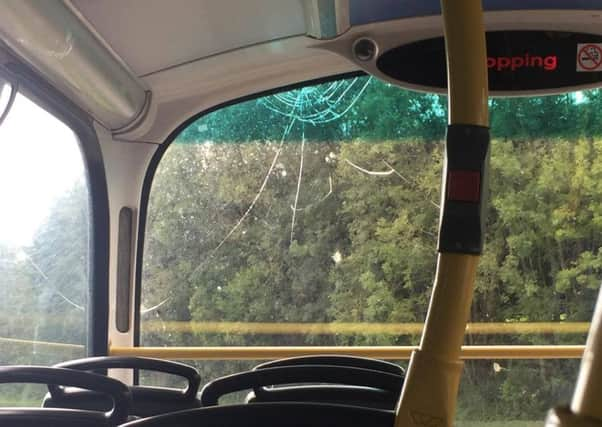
[577,43,602,71]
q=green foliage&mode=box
[178,77,446,143]
[141,79,602,420]
[0,180,88,405]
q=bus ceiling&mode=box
[2,1,602,134]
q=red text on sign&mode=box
[487,54,558,72]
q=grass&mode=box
[0,398,43,407]
[0,388,46,408]
[457,421,541,427]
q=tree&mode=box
[137,80,602,419]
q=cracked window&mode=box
[0,91,89,405]
[142,75,602,422]
[142,76,446,351]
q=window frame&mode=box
[133,71,366,348]
[0,60,111,356]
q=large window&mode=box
[0,91,89,405]
[142,75,602,423]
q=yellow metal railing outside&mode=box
[1,321,588,360]
[122,320,590,361]
[0,336,84,351]
[142,321,591,336]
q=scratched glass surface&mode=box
[0,91,88,406]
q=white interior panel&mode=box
[71,0,307,76]
[123,36,357,143]
[96,123,158,355]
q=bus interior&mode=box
[2,1,602,426]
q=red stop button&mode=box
[447,170,480,202]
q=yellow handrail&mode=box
[141,321,590,336]
[109,345,585,360]
[395,1,489,426]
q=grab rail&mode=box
[110,345,585,360]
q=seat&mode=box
[200,364,403,409]
[0,365,130,427]
[43,356,201,418]
[119,402,395,427]
[246,356,404,409]
[253,355,404,375]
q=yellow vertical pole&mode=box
[395,1,489,427]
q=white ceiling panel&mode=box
[70,0,307,76]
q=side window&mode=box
[0,91,89,405]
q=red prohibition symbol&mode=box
[578,44,602,70]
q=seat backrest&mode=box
[247,356,404,408]
[0,366,130,427]
[119,402,395,427]
[200,365,403,407]
[44,356,201,418]
[253,355,404,375]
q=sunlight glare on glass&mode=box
[0,93,83,247]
